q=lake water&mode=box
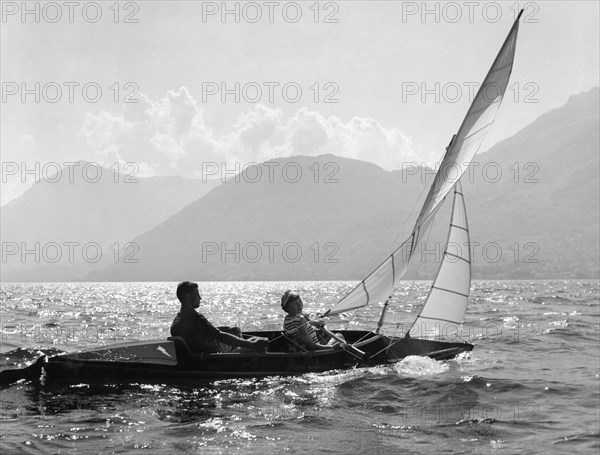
[0,280,598,454]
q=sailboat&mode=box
[1,11,524,385]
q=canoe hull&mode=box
[44,330,473,384]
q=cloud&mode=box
[18,134,36,148]
[79,87,419,177]
[80,110,132,163]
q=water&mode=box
[1,280,598,454]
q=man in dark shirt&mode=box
[171,281,268,353]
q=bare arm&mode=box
[216,331,268,349]
[297,319,333,351]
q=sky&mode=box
[1,0,599,205]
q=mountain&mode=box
[0,163,219,281]
[89,155,425,281]
[465,87,599,278]
[90,87,599,281]
[3,88,598,282]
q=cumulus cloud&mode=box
[18,134,36,148]
[79,87,420,178]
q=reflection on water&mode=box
[0,280,598,454]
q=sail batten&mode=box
[431,286,469,298]
[459,120,493,136]
[409,181,471,338]
[323,12,522,318]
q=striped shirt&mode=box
[283,315,319,345]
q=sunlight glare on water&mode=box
[0,280,598,454]
[394,356,450,377]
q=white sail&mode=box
[324,11,522,318]
[322,216,434,316]
[409,181,471,339]
[412,10,522,231]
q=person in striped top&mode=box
[281,290,342,351]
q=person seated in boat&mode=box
[280,290,344,351]
[171,281,269,353]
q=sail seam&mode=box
[449,223,468,232]
[453,121,494,145]
[445,252,470,263]
[431,286,469,298]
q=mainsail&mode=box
[408,181,471,338]
[324,10,523,317]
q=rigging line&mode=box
[280,333,310,352]
[268,322,350,350]
[388,318,408,340]
[412,209,435,278]
[370,337,407,360]
[267,318,322,343]
[375,254,397,333]
[393,160,438,246]
[346,333,399,360]
[387,135,456,332]
[395,184,457,335]
[353,331,377,345]
[371,330,459,359]
[327,175,451,317]
[343,308,357,331]
[394,214,436,334]
[407,182,466,338]
[268,329,298,344]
